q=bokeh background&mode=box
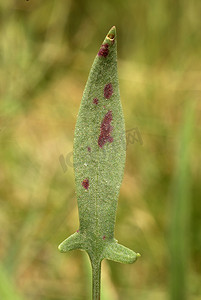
[0,1,201,299]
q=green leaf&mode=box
[58,26,140,298]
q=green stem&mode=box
[91,259,101,300]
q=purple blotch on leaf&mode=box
[98,110,113,148]
[82,178,89,190]
[87,146,91,152]
[93,98,99,105]
[103,235,106,240]
[104,83,113,99]
[98,43,109,57]
[76,230,79,233]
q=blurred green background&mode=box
[0,1,200,299]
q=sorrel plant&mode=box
[58,26,140,300]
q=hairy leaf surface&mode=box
[59,26,139,268]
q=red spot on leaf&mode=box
[104,83,113,99]
[98,110,113,148]
[103,235,106,240]
[82,178,89,190]
[87,146,91,152]
[76,230,79,233]
[93,98,99,105]
[98,43,109,57]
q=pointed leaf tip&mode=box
[106,26,116,41]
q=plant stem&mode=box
[91,259,101,300]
